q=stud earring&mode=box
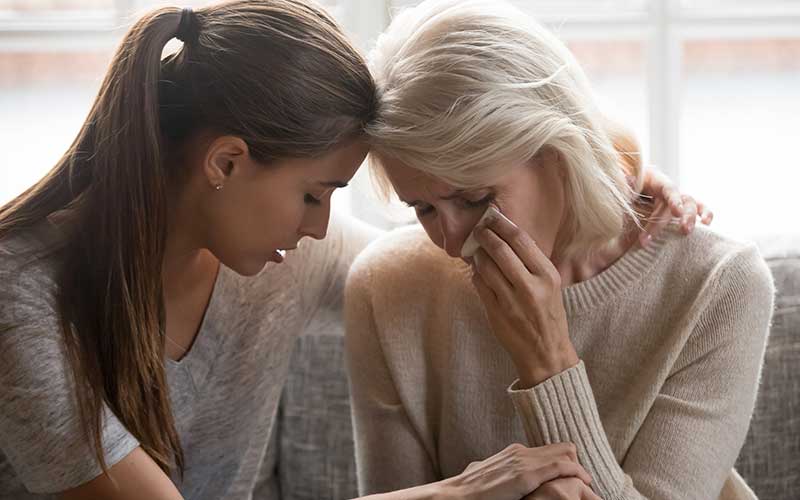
[215,184,224,191]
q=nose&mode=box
[438,215,469,258]
[299,203,331,241]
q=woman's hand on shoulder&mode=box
[60,447,182,500]
[636,166,713,247]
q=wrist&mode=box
[514,345,580,389]
[423,479,454,500]
[432,476,459,500]
[361,480,451,500]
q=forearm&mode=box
[355,480,447,500]
[508,360,638,499]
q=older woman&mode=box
[345,1,773,499]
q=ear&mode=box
[531,146,564,179]
[202,136,250,189]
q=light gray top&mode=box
[0,212,378,499]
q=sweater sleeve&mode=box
[344,255,440,496]
[507,244,774,500]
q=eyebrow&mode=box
[401,190,467,207]
[317,180,349,188]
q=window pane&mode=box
[680,38,800,238]
[136,0,340,10]
[393,0,648,13]
[0,0,113,12]
[680,0,800,8]
[567,39,649,157]
[0,51,111,204]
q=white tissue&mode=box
[461,206,503,258]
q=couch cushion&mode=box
[273,313,359,500]
[269,235,800,500]
[735,235,800,499]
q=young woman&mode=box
[345,1,773,499]
[0,1,709,499]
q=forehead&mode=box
[381,157,454,199]
[292,140,370,179]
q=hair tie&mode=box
[176,7,199,44]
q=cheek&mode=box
[494,196,558,258]
[418,208,483,253]
[227,184,304,243]
[419,219,444,249]
[258,193,306,235]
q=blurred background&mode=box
[1,0,798,237]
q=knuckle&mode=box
[520,283,537,304]
[510,229,526,247]
[505,442,526,454]
[486,236,504,253]
[547,269,562,289]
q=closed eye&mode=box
[461,193,495,209]
[415,204,435,217]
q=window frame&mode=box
[1,0,798,215]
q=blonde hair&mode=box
[367,0,639,257]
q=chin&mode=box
[227,257,269,277]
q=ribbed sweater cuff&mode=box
[507,360,627,498]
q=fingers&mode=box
[477,207,549,276]
[537,443,580,464]
[461,443,591,500]
[639,201,672,247]
[525,460,593,490]
[473,228,531,293]
[472,248,515,309]
[677,194,698,235]
[697,201,714,225]
[470,262,501,310]
[639,167,676,202]
[583,487,603,500]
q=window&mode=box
[1,0,797,238]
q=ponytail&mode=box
[0,0,376,477]
[1,7,188,474]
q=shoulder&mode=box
[0,227,74,405]
[0,227,61,328]
[347,224,459,294]
[654,225,774,350]
[657,224,773,299]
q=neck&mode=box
[163,191,218,300]
[553,221,640,287]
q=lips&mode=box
[269,246,298,264]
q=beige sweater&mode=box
[344,224,774,500]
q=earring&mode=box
[215,184,223,191]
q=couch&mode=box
[259,234,800,500]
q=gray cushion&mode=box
[264,307,359,500]
[267,236,800,500]
[735,236,800,499]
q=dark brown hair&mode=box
[0,0,375,476]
